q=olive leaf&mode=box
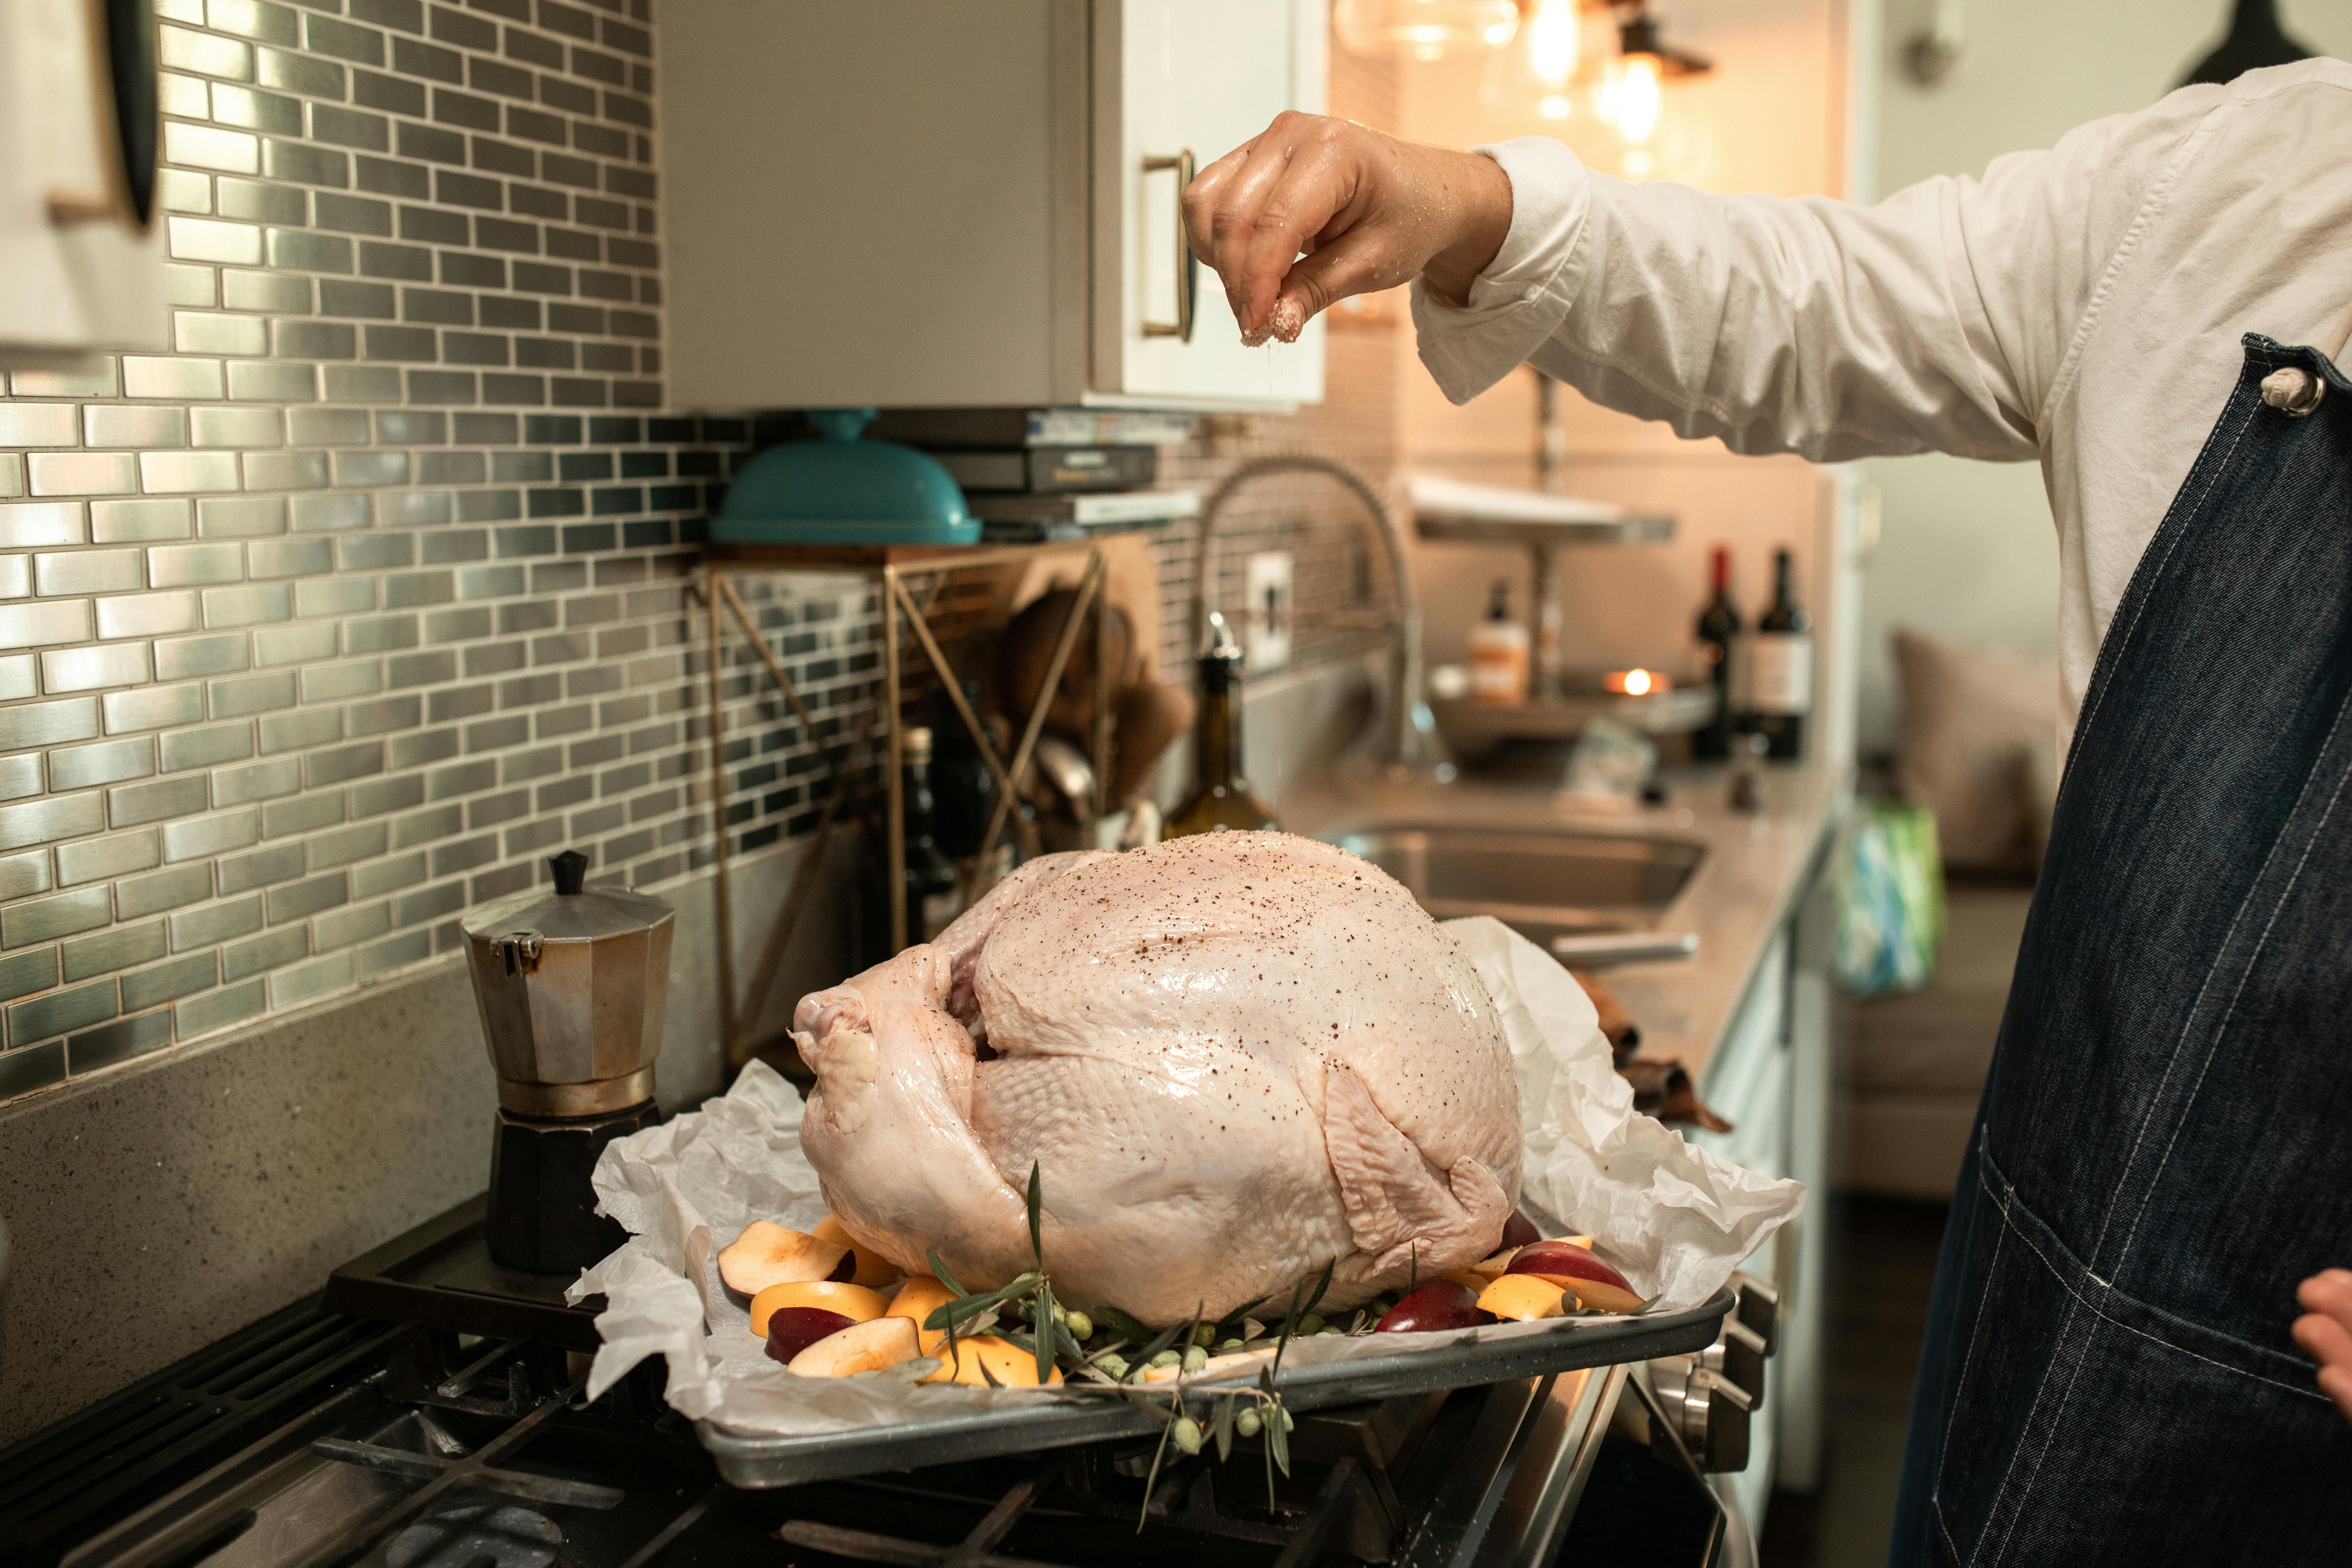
[1136,1390,1180,1532]
[1091,1303,1155,1346]
[927,1249,968,1297]
[1132,1315,1192,1368]
[1032,1275,1055,1387]
[923,1271,1042,1333]
[1259,1367,1279,1506]
[1267,1397,1291,1478]
[1272,1276,1306,1378]
[1026,1161,1044,1267]
[1214,1393,1237,1462]
[1301,1259,1335,1320]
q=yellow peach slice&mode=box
[885,1275,959,1354]
[1476,1274,1574,1321]
[1457,1251,1519,1282]
[718,1220,850,1298]
[748,1279,888,1338]
[787,1315,923,1377]
[920,1335,1063,1387]
[812,1214,905,1289]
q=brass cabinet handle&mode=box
[1141,150,1196,342]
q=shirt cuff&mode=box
[1411,137,1592,406]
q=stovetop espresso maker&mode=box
[461,849,677,1272]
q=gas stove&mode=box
[1,1201,1738,1568]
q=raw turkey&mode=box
[791,832,1522,1322]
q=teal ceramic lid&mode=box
[711,408,981,546]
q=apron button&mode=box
[2260,366,2325,415]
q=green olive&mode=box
[1236,1406,1264,1437]
[1172,1416,1204,1455]
[1064,1310,1093,1341]
[1182,1345,1208,1372]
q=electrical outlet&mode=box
[1244,551,1293,674]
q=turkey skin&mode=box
[792,832,1521,1322]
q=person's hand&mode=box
[1181,112,1513,344]
[2293,1269,2352,1421]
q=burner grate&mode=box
[0,1297,400,1568]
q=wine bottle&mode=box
[928,680,1020,891]
[860,725,964,959]
[1694,546,1741,760]
[1164,611,1278,837]
[1748,548,1812,761]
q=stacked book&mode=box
[871,408,1201,543]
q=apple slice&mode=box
[1504,1241,1646,1315]
[1476,1274,1573,1321]
[885,1275,959,1354]
[788,1315,923,1377]
[1376,1280,1495,1333]
[748,1279,889,1337]
[1502,1211,1542,1251]
[764,1306,857,1364]
[812,1213,905,1289]
[718,1220,852,1298]
[920,1335,1063,1387]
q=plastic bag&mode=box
[1835,800,1944,996]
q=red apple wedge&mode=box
[1505,1241,1646,1315]
[1376,1280,1495,1333]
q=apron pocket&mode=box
[1929,1141,2352,1567]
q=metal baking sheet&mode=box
[694,1286,1735,1488]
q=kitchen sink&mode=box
[1325,825,1705,949]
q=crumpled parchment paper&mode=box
[567,916,1804,1434]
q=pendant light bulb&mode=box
[1615,51,1661,142]
[1529,0,1581,86]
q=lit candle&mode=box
[1603,668,1670,696]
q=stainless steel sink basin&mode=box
[1326,825,1705,948]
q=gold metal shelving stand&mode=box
[699,540,1115,1066]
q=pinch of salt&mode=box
[1239,295,1308,348]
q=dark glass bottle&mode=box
[860,725,963,958]
[930,681,1023,902]
[1165,611,1277,837]
[1748,548,1813,761]
[1694,545,1741,760]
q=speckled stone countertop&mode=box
[1282,759,1846,1086]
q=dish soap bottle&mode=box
[1469,579,1530,705]
[1165,611,1278,837]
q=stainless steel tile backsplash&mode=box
[0,0,876,1105]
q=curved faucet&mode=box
[1188,453,1447,780]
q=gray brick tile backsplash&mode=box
[0,0,900,1105]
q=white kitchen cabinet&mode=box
[661,0,1324,413]
[0,0,167,365]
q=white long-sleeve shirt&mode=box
[1411,59,2352,731]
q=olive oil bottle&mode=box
[1165,611,1277,837]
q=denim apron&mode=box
[1888,335,2352,1565]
